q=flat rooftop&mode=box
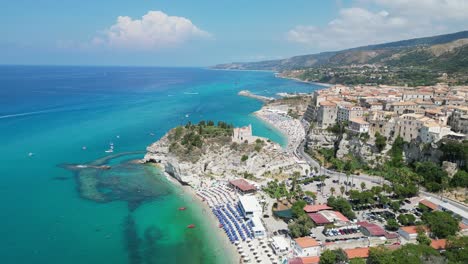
[239,195,262,213]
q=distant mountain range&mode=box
[213,30,468,74]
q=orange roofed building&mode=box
[345,247,370,259]
[293,237,321,257]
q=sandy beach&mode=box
[254,107,306,153]
[156,168,240,264]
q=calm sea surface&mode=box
[0,66,321,264]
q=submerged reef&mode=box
[60,152,172,211]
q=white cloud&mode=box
[373,0,468,20]
[287,1,468,50]
[93,11,211,50]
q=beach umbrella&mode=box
[238,249,244,253]
[234,241,240,245]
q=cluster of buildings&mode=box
[304,84,468,143]
[283,197,468,264]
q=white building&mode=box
[271,236,290,255]
[293,237,321,257]
[251,216,266,237]
[238,195,262,219]
[337,105,364,123]
[348,118,370,133]
[398,226,428,241]
[419,122,452,143]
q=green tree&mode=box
[340,186,345,197]
[241,155,248,162]
[360,182,366,191]
[368,246,393,264]
[390,201,401,212]
[330,187,336,196]
[375,132,387,152]
[397,214,416,226]
[288,214,315,238]
[386,218,400,231]
[304,191,317,200]
[349,258,366,264]
[422,211,460,238]
[333,248,348,264]
[450,170,468,188]
[445,236,468,264]
[291,200,307,218]
[416,230,431,246]
[319,249,336,264]
[414,162,449,192]
[327,196,356,219]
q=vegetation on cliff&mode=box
[167,120,234,162]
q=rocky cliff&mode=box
[144,124,303,186]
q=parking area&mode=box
[300,174,381,204]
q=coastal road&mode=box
[296,139,390,186]
[296,135,468,216]
[420,190,468,214]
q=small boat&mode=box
[149,132,155,136]
[116,135,120,139]
[185,114,189,118]
[187,224,195,229]
[28,152,34,157]
[178,207,186,211]
[105,143,114,153]
[82,146,87,150]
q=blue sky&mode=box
[2,0,467,66]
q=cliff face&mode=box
[144,128,303,186]
[336,133,386,166]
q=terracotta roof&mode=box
[288,257,303,264]
[431,239,447,250]
[345,247,370,259]
[419,199,438,210]
[301,256,320,264]
[294,237,319,248]
[308,213,331,225]
[349,118,369,125]
[228,179,256,192]
[319,101,336,107]
[384,232,399,239]
[333,211,350,222]
[459,222,468,230]
[303,204,332,213]
[399,226,428,234]
[358,221,386,236]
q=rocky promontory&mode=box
[144,121,304,186]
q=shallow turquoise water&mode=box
[0,66,321,264]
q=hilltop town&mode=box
[143,81,467,264]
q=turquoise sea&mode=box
[0,66,322,264]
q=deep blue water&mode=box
[0,66,321,264]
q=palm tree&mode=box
[346,173,350,192]
[361,182,366,191]
[330,187,336,197]
[340,186,345,197]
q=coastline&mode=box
[251,111,289,148]
[151,165,240,264]
[253,107,306,153]
[275,74,332,88]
